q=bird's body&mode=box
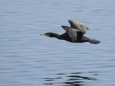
[40,20,100,44]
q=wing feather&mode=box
[61,26,78,41]
[68,20,88,34]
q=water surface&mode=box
[0,0,115,86]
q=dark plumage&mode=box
[40,20,100,44]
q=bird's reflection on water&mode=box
[43,71,98,86]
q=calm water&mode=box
[0,0,115,86]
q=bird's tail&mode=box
[89,39,101,44]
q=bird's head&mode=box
[40,32,59,37]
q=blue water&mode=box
[0,0,115,86]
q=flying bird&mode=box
[40,20,100,44]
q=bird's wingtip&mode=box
[61,26,69,28]
[68,20,73,23]
[68,20,71,22]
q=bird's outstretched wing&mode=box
[61,26,83,41]
[68,20,88,34]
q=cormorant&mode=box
[40,20,100,44]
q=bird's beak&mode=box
[40,34,49,36]
[40,34,45,36]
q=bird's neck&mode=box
[49,33,61,39]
